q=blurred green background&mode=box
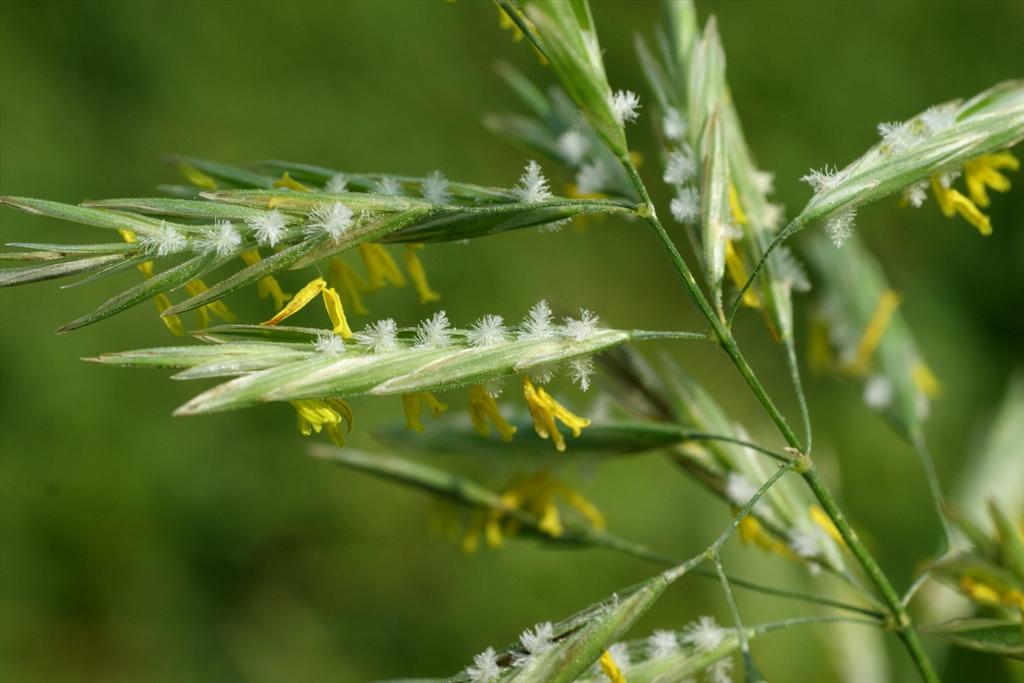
[2,1,1022,681]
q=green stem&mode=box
[714,553,765,683]
[801,463,940,683]
[620,157,940,683]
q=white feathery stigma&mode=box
[707,657,734,683]
[877,120,918,154]
[826,208,856,248]
[138,221,187,256]
[801,166,842,193]
[863,375,893,409]
[663,147,696,185]
[563,308,599,341]
[670,186,700,224]
[662,107,685,141]
[575,161,607,194]
[568,357,595,392]
[513,622,555,666]
[374,176,402,196]
[518,300,555,340]
[313,331,346,354]
[647,630,680,659]
[466,314,508,347]
[903,180,929,208]
[325,172,349,193]
[245,210,288,248]
[422,170,452,204]
[724,472,760,507]
[787,521,825,559]
[198,219,242,257]
[920,104,957,136]
[414,310,453,348]
[610,89,641,125]
[514,160,552,203]
[772,246,811,293]
[355,318,400,353]
[465,647,502,683]
[306,202,354,240]
[557,129,588,165]
[682,615,727,653]
[752,170,775,195]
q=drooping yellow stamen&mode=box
[468,384,517,442]
[241,249,292,311]
[931,175,992,235]
[599,650,628,683]
[737,514,797,559]
[359,243,406,289]
[809,505,845,547]
[322,286,353,338]
[728,183,749,225]
[402,244,441,304]
[808,317,833,372]
[521,376,591,452]
[328,257,370,315]
[262,277,326,326]
[847,289,901,375]
[725,241,761,308]
[153,293,185,336]
[498,5,524,41]
[959,576,1002,606]
[963,152,1018,207]
[550,480,607,531]
[273,172,312,193]
[184,279,235,329]
[401,392,448,432]
[291,398,353,447]
[177,162,217,190]
[119,229,184,335]
[911,362,942,398]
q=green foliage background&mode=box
[1,2,1022,681]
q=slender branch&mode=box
[619,155,941,682]
[727,219,802,327]
[629,329,715,341]
[783,337,813,454]
[714,553,764,683]
[910,429,953,552]
[677,431,793,463]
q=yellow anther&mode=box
[537,497,563,537]
[322,286,353,338]
[262,277,326,326]
[728,183,750,225]
[911,362,942,398]
[119,229,184,335]
[963,152,1018,207]
[725,241,761,308]
[551,480,607,531]
[808,317,833,372]
[737,514,795,559]
[959,576,1002,606]
[241,249,292,311]
[498,5,524,41]
[154,293,185,336]
[468,384,517,442]
[328,257,370,315]
[848,290,901,375]
[403,244,441,304]
[273,171,312,193]
[599,650,628,683]
[184,279,235,329]
[401,392,448,432]
[291,398,353,448]
[177,162,217,190]
[521,376,590,452]
[931,175,992,235]
[358,243,406,289]
[809,505,845,546]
